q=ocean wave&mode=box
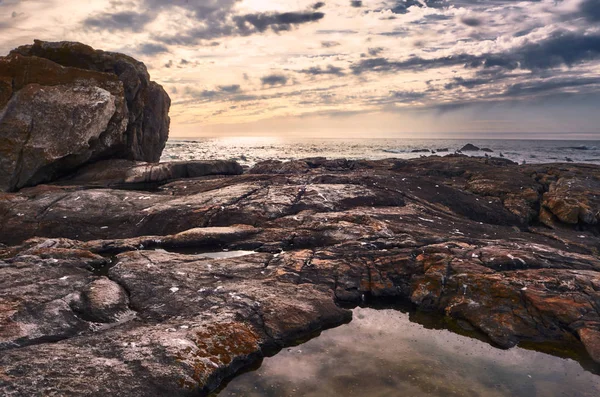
[559,145,598,151]
[381,149,403,154]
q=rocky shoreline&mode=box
[1,155,600,396]
[2,40,600,397]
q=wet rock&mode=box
[460,143,480,151]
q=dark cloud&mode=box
[233,11,325,34]
[350,0,363,7]
[390,91,426,101]
[297,65,345,76]
[261,74,288,86]
[351,31,600,74]
[368,47,385,56]
[141,0,240,18]
[184,84,242,101]
[390,0,445,14]
[411,14,452,25]
[186,89,220,99]
[321,40,341,48]
[139,42,169,55]
[514,31,600,70]
[218,84,241,93]
[350,56,478,74]
[504,77,600,97]
[83,1,324,47]
[155,11,324,45]
[460,16,482,27]
[312,1,326,9]
[377,30,408,37]
[580,0,600,22]
[444,76,492,89]
[83,11,153,32]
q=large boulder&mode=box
[0,40,170,192]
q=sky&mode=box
[1,0,600,139]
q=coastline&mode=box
[2,155,600,396]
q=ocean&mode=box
[161,137,600,167]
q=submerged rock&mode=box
[0,156,599,395]
[0,40,170,192]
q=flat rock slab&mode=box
[1,156,600,396]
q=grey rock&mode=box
[0,40,170,192]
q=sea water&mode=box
[162,137,600,167]
[217,307,600,397]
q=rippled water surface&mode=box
[217,307,600,397]
[162,137,600,167]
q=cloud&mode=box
[233,11,325,34]
[579,0,600,22]
[321,40,341,47]
[316,29,358,34]
[186,88,221,100]
[503,77,600,97]
[514,31,600,70]
[350,31,600,74]
[368,47,385,56]
[390,90,426,102]
[83,11,153,32]
[297,65,345,76]
[141,0,240,18]
[154,11,325,45]
[139,42,169,55]
[460,16,483,27]
[389,0,445,14]
[444,76,494,90]
[261,74,289,86]
[219,84,242,93]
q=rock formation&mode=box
[0,40,170,192]
[1,155,599,396]
[459,143,480,151]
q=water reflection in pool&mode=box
[218,307,600,397]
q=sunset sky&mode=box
[1,0,600,138]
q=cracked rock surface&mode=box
[1,155,600,396]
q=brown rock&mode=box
[55,159,243,189]
[1,156,600,395]
[0,41,170,192]
[11,40,171,162]
[70,277,131,323]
